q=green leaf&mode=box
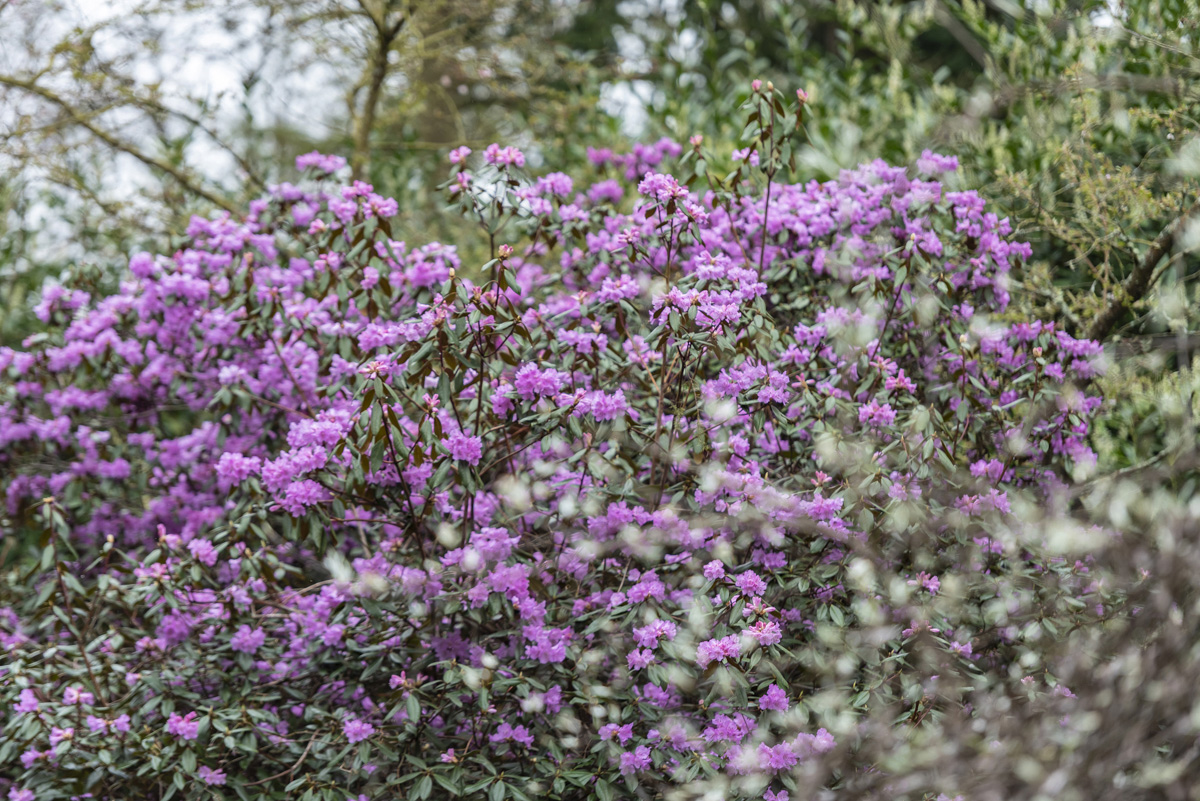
[406,692,420,723]
[433,773,461,794]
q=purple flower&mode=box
[732,147,760,167]
[296,151,347,174]
[343,717,375,744]
[279,479,330,516]
[490,722,534,748]
[187,538,218,567]
[484,143,525,167]
[197,766,227,786]
[230,624,267,655]
[793,728,837,758]
[758,684,789,712]
[216,452,261,490]
[576,389,628,421]
[696,634,741,669]
[599,723,635,744]
[703,561,725,580]
[525,626,571,664]
[8,788,34,801]
[916,149,959,176]
[858,400,896,428]
[626,648,655,670]
[619,744,652,775]
[746,620,783,647]
[63,686,94,705]
[448,146,472,164]
[637,172,687,203]
[513,363,567,400]
[758,742,799,772]
[632,620,677,649]
[128,251,155,277]
[536,172,574,197]
[734,570,767,597]
[444,431,483,466]
[907,572,941,595]
[885,368,916,393]
[701,713,755,744]
[166,712,200,741]
[13,688,38,714]
[49,726,74,747]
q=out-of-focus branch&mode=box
[0,74,237,213]
[1086,197,1200,342]
[1025,284,1084,334]
[131,94,267,190]
[934,1,990,70]
[935,72,1193,140]
[349,1,407,180]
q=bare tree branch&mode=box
[349,2,407,180]
[0,74,237,213]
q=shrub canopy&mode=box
[0,89,1111,801]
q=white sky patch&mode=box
[1090,0,1125,27]
[72,0,348,165]
[599,81,653,138]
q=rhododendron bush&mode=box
[0,88,1122,800]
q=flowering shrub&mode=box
[0,88,1114,800]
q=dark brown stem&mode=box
[350,3,407,180]
[1086,197,1200,342]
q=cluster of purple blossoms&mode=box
[296,151,347,174]
[484,143,526,168]
[697,634,742,669]
[166,712,200,741]
[230,624,267,654]
[443,431,483,465]
[343,717,375,744]
[0,99,1108,800]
